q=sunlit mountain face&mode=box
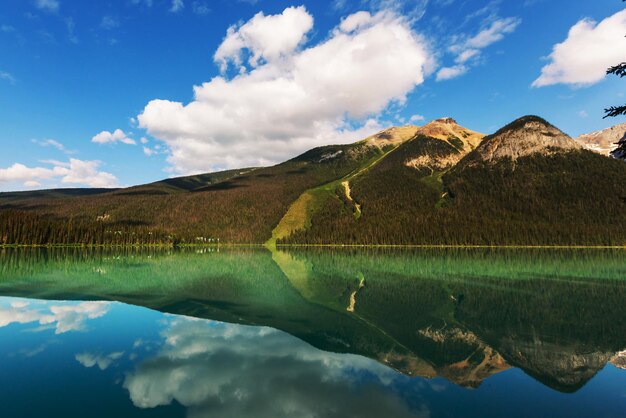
[0,247,625,418]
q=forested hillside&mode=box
[0,142,383,244]
[282,117,626,246]
[2,116,626,246]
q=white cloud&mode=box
[439,16,521,81]
[578,110,589,118]
[92,129,136,145]
[339,11,373,32]
[138,8,432,174]
[533,10,626,88]
[214,6,314,72]
[32,138,66,151]
[455,48,480,64]
[0,298,110,334]
[65,17,78,44]
[59,159,119,188]
[35,0,59,13]
[335,0,430,22]
[464,17,520,49]
[0,159,119,190]
[170,0,184,13]
[410,114,425,122]
[100,16,119,30]
[140,137,149,144]
[122,317,416,418]
[131,0,153,7]
[191,2,210,16]
[143,147,156,157]
[436,65,468,81]
[23,180,42,188]
[76,352,124,370]
[0,71,16,84]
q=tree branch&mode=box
[607,63,626,77]
[604,105,626,118]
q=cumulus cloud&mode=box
[35,0,59,13]
[532,10,626,88]
[0,298,111,334]
[437,16,521,81]
[214,6,314,71]
[138,7,432,174]
[122,317,419,418]
[92,129,136,145]
[0,159,119,190]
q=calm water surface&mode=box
[0,247,625,418]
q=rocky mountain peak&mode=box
[416,118,485,149]
[433,117,458,125]
[474,115,582,162]
[363,125,419,147]
[575,123,626,156]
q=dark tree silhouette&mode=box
[605,0,626,118]
[604,63,626,118]
[604,0,626,159]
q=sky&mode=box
[1,0,626,191]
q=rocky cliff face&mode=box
[416,117,485,150]
[472,116,581,163]
[575,123,626,156]
[404,118,485,171]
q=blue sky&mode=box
[1,0,625,191]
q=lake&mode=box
[0,247,625,417]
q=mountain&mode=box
[285,116,626,246]
[2,115,626,246]
[469,115,581,163]
[575,122,626,156]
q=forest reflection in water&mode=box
[0,247,625,417]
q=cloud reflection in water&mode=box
[123,317,430,418]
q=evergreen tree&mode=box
[604,0,626,159]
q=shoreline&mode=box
[1,243,625,250]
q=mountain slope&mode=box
[0,142,381,244]
[283,116,626,246]
[575,122,626,156]
[2,116,626,246]
[269,125,421,246]
[272,118,484,245]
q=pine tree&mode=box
[604,0,626,159]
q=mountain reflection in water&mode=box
[0,247,625,418]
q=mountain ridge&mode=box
[2,115,626,246]
[575,122,626,156]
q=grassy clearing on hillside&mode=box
[269,143,403,245]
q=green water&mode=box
[0,247,625,417]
